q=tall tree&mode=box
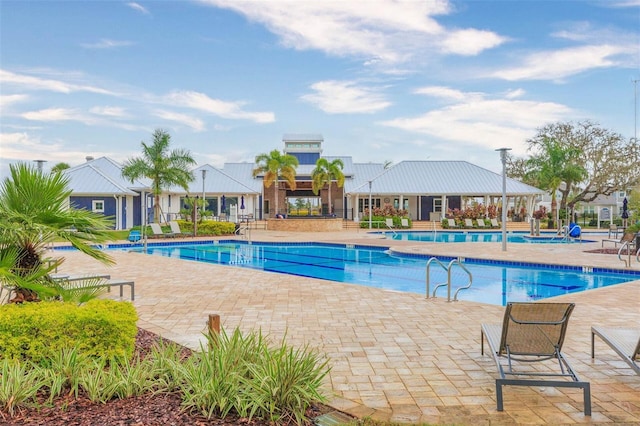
[122,129,196,223]
[524,136,587,227]
[311,158,345,215]
[0,163,114,301]
[530,121,640,210]
[252,149,298,216]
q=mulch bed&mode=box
[2,329,335,426]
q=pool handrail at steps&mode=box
[426,257,473,302]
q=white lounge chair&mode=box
[385,218,395,229]
[591,326,640,375]
[447,218,458,228]
[150,223,176,238]
[490,218,500,228]
[464,218,474,228]
[401,218,410,228]
[169,221,186,236]
[476,219,486,228]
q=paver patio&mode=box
[56,229,640,424]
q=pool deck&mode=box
[56,230,639,425]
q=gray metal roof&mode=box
[167,163,261,195]
[282,133,323,141]
[62,157,141,195]
[344,163,387,193]
[346,161,543,196]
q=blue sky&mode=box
[1,0,639,178]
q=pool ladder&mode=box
[425,257,473,301]
[617,240,640,268]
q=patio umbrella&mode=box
[622,197,629,219]
[221,195,226,212]
[240,195,245,210]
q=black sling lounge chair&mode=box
[481,302,591,416]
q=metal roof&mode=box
[62,157,141,195]
[167,163,262,195]
[345,161,543,196]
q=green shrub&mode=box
[0,300,137,363]
[177,328,329,423]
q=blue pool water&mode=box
[383,231,592,244]
[125,241,638,306]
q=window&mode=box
[92,200,104,213]
[433,198,442,213]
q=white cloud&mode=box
[440,29,506,55]
[414,86,483,102]
[0,94,29,113]
[80,39,134,49]
[301,80,391,114]
[199,0,505,65]
[127,2,150,14]
[491,44,634,81]
[153,110,206,131]
[380,88,574,155]
[164,90,275,123]
[0,69,115,95]
[21,108,84,122]
[89,106,127,118]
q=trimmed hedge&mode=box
[0,300,138,363]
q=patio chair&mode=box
[490,218,500,228]
[591,326,640,375]
[464,218,474,228]
[400,218,410,228]
[385,218,395,229]
[481,302,591,415]
[476,219,486,228]
[447,218,458,228]
[608,224,620,239]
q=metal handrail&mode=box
[617,241,637,268]
[426,257,473,301]
[426,257,448,298]
[450,260,473,301]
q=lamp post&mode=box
[201,169,207,218]
[496,148,511,252]
[368,180,373,229]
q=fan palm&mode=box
[253,150,299,216]
[121,129,196,223]
[0,163,114,302]
[311,158,345,215]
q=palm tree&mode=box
[526,137,586,228]
[0,163,114,302]
[50,162,71,174]
[122,129,196,223]
[311,158,345,215]
[252,149,298,216]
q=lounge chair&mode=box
[385,218,395,229]
[481,302,591,415]
[150,223,176,238]
[464,218,474,228]
[591,326,640,375]
[490,218,500,228]
[476,219,486,228]
[169,221,186,236]
[601,231,636,249]
[447,218,458,228]
[401,218,410,228]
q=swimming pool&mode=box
[383,231,592,244]
[125,241,638,306]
